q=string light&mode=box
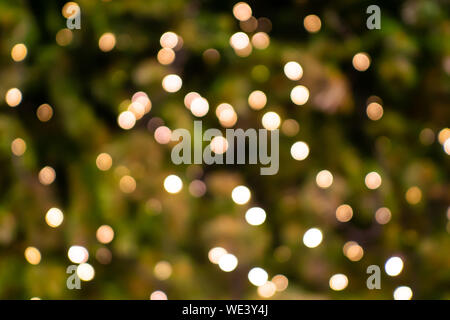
[36,104,53,122]
[261,111,281,130]
[190,97,209,117]
[38,166,56,185]
[290,141,309,160]
[343,241,364,261]
[437,128,450,145]
[11,138,26,156]
[271,275,288,291]
[45,208,64,228]
[257,281,276,298]
[98,32,116,52]
[365,172,382,189]
[352,52,371,71]
[56,28,73,46]
[251,32,270,50]
[24,247,41,265]
[11,43,27,62]
[375,207,392,224]
[189,180,207,197]
[284,61,303,81]
[164,174,183,194]
[336,204,353,222]
[290,85,309,105]
[218,253,238,272]
[245,207,266,226]
[208,247,227,264]
[184,92,201,109]
[248,90,267,110]
[230,32,250,50]
[248,267,268,286]
[68,245,89,264]
[232,2,252,21]
[281,119,300,136]
[96,153,113,171]
[5,88,22,107]
[154,261,172,280]
[162,74,182,93]
[154,126,172,144]
[119,175,136,193]
[302,228,323,248]
[366,102,384,120]
[160,32,178,49]
[405,186,422,204]
[316,170,333,189]
[157,48,175,65]
[385,256,404,276]
[231,185,251,205]
[96,225,114,244]
[303,14,322,33]
[329,274,348,291]
[393,286,413,300]
[77,263,95,281]
[210,136,229,154]
[117,111,136,130]
[150,290,168,300]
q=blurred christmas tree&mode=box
[0,0,449,299]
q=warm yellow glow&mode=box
[234,42,252,57]
[262,111,281,130]
[132,91,152,113]
[160,32,178,49]
[272,274,288,291]
[248,90,267,110]
[184,92,201,110]
[437,128,450,144]
[444,138,450,155]
[281,119,300,137]
[290,141,309,161]
[210,136,229,154]
[11,138,26,156]
[419,128,435,145]
[45,208,64,228]
[393,286,413,300]
[290,85,309,105]
[39,166,56,185]
[343,241,364,261]
[245,207,266,226]
[352,52,371,71]
[366,102,383,120]
[157,48,175,65]
[251,32,270,50]
[365,171,382,189]
[154,126,172,144]
[303,228,323,248]
[164,174,183,194]
[11,43,27,62]
[231,185,251,205]
[284,61,303,81]
[154,261,172,280]
[316,170,333,189]
[77,263,95,281]
[117,111,136,130]
[24,247,41,265]
[208,247,227,264]
[190,97,209,117]
[68,245,89,264]
[56,28,73,46]
[119,175,136,193]
[218,253,238,272]
[96,247,112,265]
[375,207,392,224]
[385,256,404,276]
[303,14,322,33]
[336,204,353,222]
[62,2,80,19]
[248,267,268,286]
[257,281,276,298]
[36,104,53,122]
[329,274,348,291]
[96,225,114,244]
[189,179,207,197]
[127,101,146,120]
[216,103,237,128]
[230,32,250,50]
[150,290,168,300]
[96,153,113,171]
[162,74,182,93]
[98,32,116,52]
[405,186,422,205]
[5,88,22,107]
[233,2,252,21]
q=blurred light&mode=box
[281,119,300,136]
[154,261,172,280]
[119,175,136,193]
[160,32,178,49]
[39,166,56,185]
[189,179,207,197]
[96,248,112,264]
[68,245,89,264]
[245,207,266,226]
[262,111,281,130]
[191,97,209,117]
[290,85,309,105]
[132,92,152,113]
[251,32,270,50]
[272,274,288,291]
[230,32,250,50]
[218,253,238,272]
[303,14,322,33]
[96,225,114,244]
[233,2,252,21]
[231,185,251,205]
[98,32,116,52]
[385,256,404,276]
[240,16,258,33]
[290,141,309,160]
[164,174,183,194]
[157,48,175,65]
[419,128,435,145]
[45,208,64,228]
[352,52,371,71]
[366,102,383,120]
[375,207,392,224]
[36,104,53,122]
[162,74,182,93]
[11,138,26,156]
[56,28,73,46]
[393,286,413,300]
[405,186,422,205]
[303,228,323,248]
[217,104,237,128]
[62,2,80,19]
[257,281,276,298]
[257,17,272,32]
[444,138,450,155]
[365,172,382,189]
[117,111,136,130]
[438,128,450,144]
[210,136,229,154]
[329,274,348,291]
[208,247,227,264]
[128,101,146,119]
[11,43,27,62]
[284,62,303,81]
[202,48,220,65]
[24,247,41,265]
[248,267,268,286]
[336,204,353,222]
[316,170,333,189]
[5,88,22,107]
[150,291,168,300]
[154,126,172,144]
[184,92,201,110]
[96,153,113,171]
[77,263,95,281]
[343,241,364,261]
[30,297,41,300]
[248,90,267,110]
